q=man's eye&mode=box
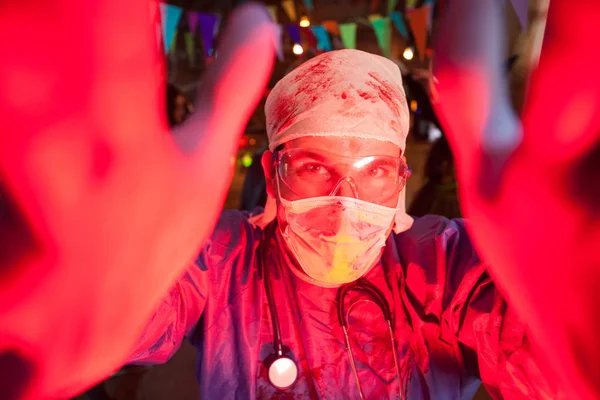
[366,166,391,178]
[304,163,327,174]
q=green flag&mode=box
[339,23,357,49]
[185,32,195,64]
[388,0,398,14]
[371,17,392,58]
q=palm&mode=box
[434,1,600,398]
[0,1,275,398]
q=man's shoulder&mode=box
[195,209,263,269]
[210,208,263,246]
[396,215,468,246]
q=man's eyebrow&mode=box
[288,149,327,161]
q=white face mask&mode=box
[278,195,397,287]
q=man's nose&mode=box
[329,177,359,199]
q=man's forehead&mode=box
[282,136,402,157]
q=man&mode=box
[125,49,558,399]
[1,1,599,399]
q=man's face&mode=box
[263,135,406,231]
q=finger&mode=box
[0,0,161,246]
[432,0,521,180]
[522,0,600,163]
[173,3,278,157]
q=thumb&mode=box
[173,3,278,157]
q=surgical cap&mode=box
[265,49,410,152]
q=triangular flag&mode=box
[303,0,314,12]
[187,11,199,33]
[199,13,220,57]
[407,5,430,61]
[185,32,195,64]
[509,0,528,30]
[267,5,278,23]
[405,0,418,9]
[370,17,392,58]
[339,23,357,49]
[390,11,408,38]
[160,3,183,54]
[286,24,302,44]
[281,0,297,22]
[310,26,332,51]
[169,31,178,54]
[322,20,340,36]
[275,24,284,60]
[301,27,317,50]
[388,0,399,14]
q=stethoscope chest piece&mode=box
[266,352,299,390]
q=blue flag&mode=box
[160,3,183,54]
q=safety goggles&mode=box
[276,148,409,205]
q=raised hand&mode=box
[433,0,600,398]
[0,1,276,398]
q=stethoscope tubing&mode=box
[262,224,402,399]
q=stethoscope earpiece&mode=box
[266,353,299,390]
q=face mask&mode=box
[278,195,397,287]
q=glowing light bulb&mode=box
[403,47,414,61]
[410,100,418,112]
[293,43,304,55]
[299,16,310,27]
[242,153,253,168]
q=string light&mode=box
[403,47,414,61]
[242,153,253,168]
[299,16,310,27]
[293,43,304,55]
[410,100,418,112]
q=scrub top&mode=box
[129,211,561,399]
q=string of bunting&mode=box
[152,0,528,65]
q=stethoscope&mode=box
[261,224,403,399]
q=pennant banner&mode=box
[185,32,195,64]
[390,11,408,38]
[199,13,220,57]
[160,3,183,54]
[509,0,528,29]
[301,26,317,50]
[275,24,284,61]
[267,5,278,23]
[303,0,314,12]
[187,11,199,33]
[407,5,429,61]
[311,26,333,51]
[282,0,297,22]
[371,17,392,58]
[405,0,418,9]
[388,0,398,14]
[286,24,302,44]
[322,20,340,36]
[339,23,357,49]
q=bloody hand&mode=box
[0,2,276,399]
[434,0,600,398]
